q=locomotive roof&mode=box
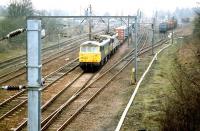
[81,39,110,46]
[100,34,118,39]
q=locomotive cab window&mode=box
[100,46,104,51]
[88,46,98,53]
[81,46,87,52]
[81,45,99,53]
[111,39,114,43]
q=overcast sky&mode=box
[0,0,198,16]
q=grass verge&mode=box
[120,43,179,131]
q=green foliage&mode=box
[193,13,200,39]
[0,0,34,51]
[161,64,200,130]
[7,0,33,17]
[42,18,65,41]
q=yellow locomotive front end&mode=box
[79,52,101,63]
[79,41,102,71]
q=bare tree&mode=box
[7,0,34,17]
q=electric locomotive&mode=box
[79,33,119,71]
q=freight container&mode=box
[115,26,127,43]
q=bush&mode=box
[193,16,200,39]
[160,38,200,131]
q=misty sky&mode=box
[0,0,198,16]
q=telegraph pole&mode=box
[89,4,92,40]
[171,28,174,44]
[128,15,130,46]
[133,10,141,83]
[58,33,60,51]
[27,19,42,131]
[137,10,140,32]
[134,16,138,83]
[152,17,155,55]
[152,11,157,55]
[107,18,110,33]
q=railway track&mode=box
[14,72,98,131]
[0,58,80,124]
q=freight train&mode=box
[159,18,177,33]
[79,32,120,71]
